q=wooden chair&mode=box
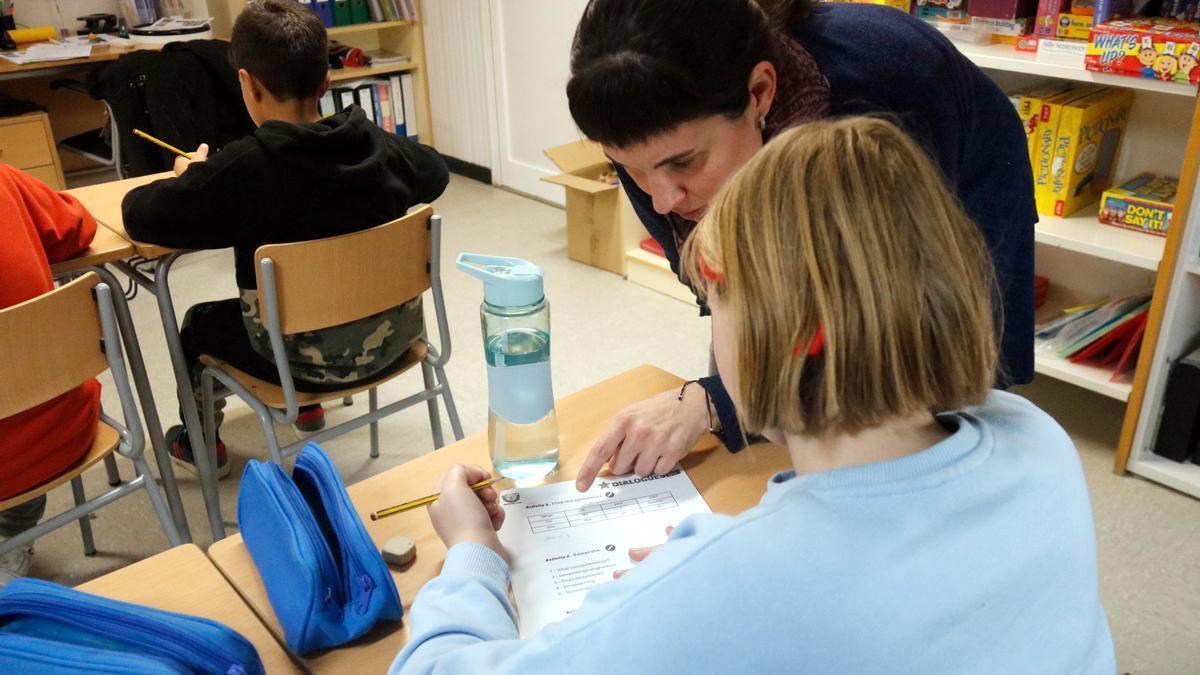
[196,206,464,511]
[0,274,183,558]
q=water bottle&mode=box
[457,253,559,482]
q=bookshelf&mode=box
[954,41,1197,97]
[944,38,1200,495]
[209,1,435,145]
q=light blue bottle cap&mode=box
[456,252,545,308]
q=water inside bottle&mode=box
[486,328,559,482]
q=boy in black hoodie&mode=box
[123,0,449,477]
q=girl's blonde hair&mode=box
[683,117,998,437]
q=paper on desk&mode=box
[0,43,92,65]
[51,35,134,48]
[496,469,711,637]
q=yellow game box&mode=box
[1015,81,1076,167]
[1046,87,1134,217]
[1099,173,1178,236]
[1032,85,1104,215]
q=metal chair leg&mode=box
[421,361,445,449]
[103,454,122,487]
[132,457,184,547]
[369,387,380,458]
[434,365,464,441]
[70,477,96,556]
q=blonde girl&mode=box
[390,118,1114,673]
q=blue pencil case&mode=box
[0,577,264,674]
[238,442,402,655]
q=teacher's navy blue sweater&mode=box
[617,4,1036,451]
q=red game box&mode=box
[1086,19,1200,84]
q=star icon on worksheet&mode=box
[598,481,610,489]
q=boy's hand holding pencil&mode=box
[131,129,209,177]
[173,143,209,177]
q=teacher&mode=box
[570,0,1036,490]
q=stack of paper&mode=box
[0,44,92,65]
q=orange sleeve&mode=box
[5,165,98,264]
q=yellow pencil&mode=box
[370,477,502,521]
[132,128,193,160]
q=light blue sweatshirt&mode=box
[390,391,1115,674]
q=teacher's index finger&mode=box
[576,415,628,491]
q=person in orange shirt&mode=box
[0,164,102,587]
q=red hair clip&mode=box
[697,254,725,283]
[793,324,824,357]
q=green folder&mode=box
[332,0,352,26]
[349,0,371,24]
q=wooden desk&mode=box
[0,44,138,82]
[208,365,790,672]
[50,224,134,275]
[65,171,173,258]
[66,172,227,540]
[77,544,302,674]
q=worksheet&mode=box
[496,469,710,637]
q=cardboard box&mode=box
[1047,87,1135,217]
[1100,173,1178,236]
[543,140,645,276]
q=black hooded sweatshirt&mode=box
[122,106,449,290]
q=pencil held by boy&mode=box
[389,118,1114,673]
[0,165,103,587]
[121,0,449,477]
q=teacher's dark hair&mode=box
[567,0,811,149]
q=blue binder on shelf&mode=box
[313,0,335,27]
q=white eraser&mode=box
[382,535,416,567]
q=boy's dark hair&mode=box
[230,0,329,101]
[567,0,811,149]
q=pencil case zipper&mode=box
[295,446,382,616]
[250,461,344,613]
[0,632,183,674]
[0,587,253,674]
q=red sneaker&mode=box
[295,404,326,432]
[165,425,230,479]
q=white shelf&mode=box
[953,41,1198,97]
[1187,260,1200,276]
[1128,454,1200,499]
[1036,212,1166,270]
[327,20,417,37]
[1034,347,1132,401]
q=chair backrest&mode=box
[0,274,107,419]
[255,204,434,335]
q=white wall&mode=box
[422,0,497,171]
[489,0,590,204]
[14,0,208,33]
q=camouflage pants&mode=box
[179,295,424,435]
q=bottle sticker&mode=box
[487,360,555,425]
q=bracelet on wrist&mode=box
[678,379,718,435]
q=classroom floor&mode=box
[30,174,1200,673]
